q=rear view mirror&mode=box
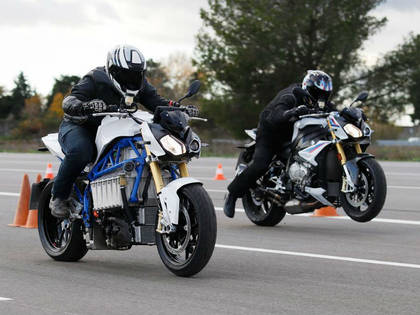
[177,80,201,103]
[355,91,369,103]
[187,80,201,97]
[350,91,369,107]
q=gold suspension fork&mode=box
[354,143,362,154]
[178,162,189,177]
[144,145,165,233]
[327,119,347,165]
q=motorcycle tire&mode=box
[242,190,286,226]
[156,183,217,277]
[38,180,88,261]
[340,158,387,222]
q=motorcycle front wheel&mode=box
[38,180,87,261]
[340,158,387,222]
[156,183,217,277]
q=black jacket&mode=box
[258,83,301,142]
[62,66,170,128]
[258,83,334,143]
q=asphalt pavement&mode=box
[0,153,419,314]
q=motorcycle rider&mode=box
[223,70,334,218]
[50,44,179,218]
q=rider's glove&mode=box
[82,99,107,114]
[168,100,181,107]
[295,105,309,116]
[181,105,199,117]
[284,105,309,120]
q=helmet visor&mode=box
[307,85,332,102]
[109,66,145,91]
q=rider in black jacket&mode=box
[50,45,175,218]
[224,70,334,218]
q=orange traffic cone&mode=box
[213,163,227,180]
[23,173,44,229]
[23,209,38,229]
[45,163,54,179]
[8,174,30,227]
[313,206,339,217]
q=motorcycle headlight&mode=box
[159,135,186,156]
[343,124,363,138]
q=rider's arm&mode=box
[62,76,96,124]
[135,79,170,112]
[266,94,298,125]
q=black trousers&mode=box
[227,133,277,197]
[52,121,96,199]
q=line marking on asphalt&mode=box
[0,297,13,301]
[0,192,418,224]
[214,207,420,225]
[215,244,420,269]
[0,192,20,197]
[387,172,420,176]
[208,186,420,193]
[388,185,420,190]
[0,168,45,173]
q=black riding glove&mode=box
[284,105,309,120]
[82,99,107,114]
[181,105,199,117]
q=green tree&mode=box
[195,0,386,136]
[350,34,420,124]
[46,75,80,107]
[145,59,174,99]
[9,72,33,119]
[0,86,12,119]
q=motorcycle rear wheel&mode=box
[340,158,387,222]
[242,190,286,226]
[38,180,87,261]
[156,183,217,277]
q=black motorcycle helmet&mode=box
[106,45,147,96]
[302,70,333,105]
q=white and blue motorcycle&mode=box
[34,81,217,277]
[236,91,387,226]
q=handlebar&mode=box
[299,112,330,118]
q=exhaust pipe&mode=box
[284,199,321,214]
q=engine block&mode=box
[288,161,311,185]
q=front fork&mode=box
[144,145,189,233]
[328,121,361,193]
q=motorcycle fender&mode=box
[158,177,202,225]
[353,153,374,163]
[343,154,374,187]
[237,141,255,149]
[29,178,51,209]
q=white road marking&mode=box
[388,185,420,190]
[0,297,13,301]
[0,192,418,225]
[208,185,420,192]
[387,172,420,176]
[0,192,20,197]
[207,189,228,193]
[216,244,420,269]
[0,168,45,173]
[213,207,420,225]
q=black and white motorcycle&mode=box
[33,81,217,277]
[236,90,387,226]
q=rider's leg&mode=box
[224,135,276,218]
[51,122,96,218]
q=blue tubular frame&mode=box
[82,136,147,227]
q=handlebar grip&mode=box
[107,104,119,112]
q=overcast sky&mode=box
[0,0,420,96]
